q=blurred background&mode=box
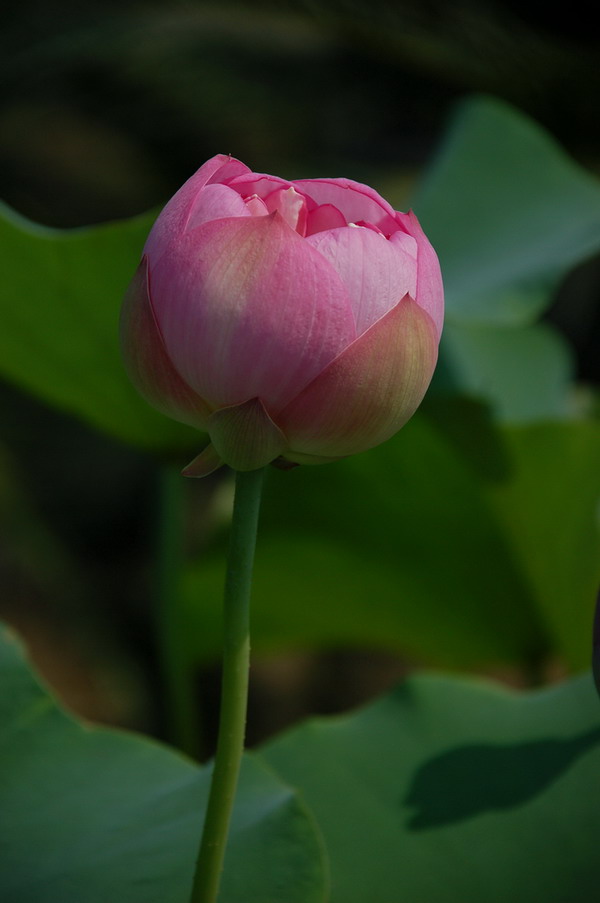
[3,0,600,227]
[1,0,599,757]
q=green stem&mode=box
[156,463,201,759]
[190,467,266,903]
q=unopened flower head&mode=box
[120,155,444,475]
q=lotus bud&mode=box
[120,155,444,475]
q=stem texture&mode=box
[190,467,265,903]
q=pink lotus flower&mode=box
[120,154,443,474]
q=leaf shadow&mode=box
[404,725,600,830]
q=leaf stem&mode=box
[190,467,265,903]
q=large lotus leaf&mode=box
[0,626,328,903]
[439,320,574,421]
[261,669,600,903]
[0,203,198,451]
[412,95,600,420]
[413,94,600,326]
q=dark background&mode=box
[1,0,599,752]
[3,0,599,228]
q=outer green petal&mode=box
[208,397,288,471]
[119,258,212,430]
[277,450,344,466]
[278,295,438,459]
[182,443,224,478]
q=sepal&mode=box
[208,397,288,471]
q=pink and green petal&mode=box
[307,224,418,334]
[150,212,357,412]
[279,295,438,458]
[119,258,212,430]
[208,397,288,471]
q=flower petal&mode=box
[119,258,212,429]
[208,397,287,471]
[264,186,308,235]
[396,210,444,338]
[305,203,347,236]
[244,194,269,216]
[150,212,357,412]
[186,183,252,230]
[307,225,418,335]
[278,450,344,466]
[292,177,398,234]
[182,443,224,478]
[226,172,291,199]
[278,295,438,458]
[144,155,250,265]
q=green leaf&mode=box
[440,320,574,422]
[485,420,600,670]
[0,203,198,451]
[262,670,600,902]
[413,95,600,420]
[184,402,599,674]
[414,94,600,326]
[0,626,328,903]
[183,401,545,670]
